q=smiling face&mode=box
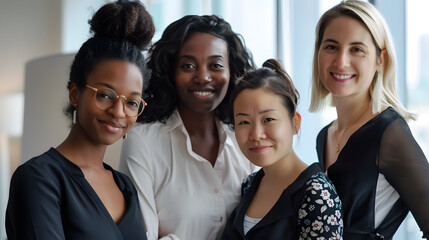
[71,59,143,146]
[174,32,230,115]
[318,16,383,100]
[233,88,300,168]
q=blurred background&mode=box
[0,0,427,239]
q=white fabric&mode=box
[243,215,261,236]
[374,173,400,228]
[120,110,255,240]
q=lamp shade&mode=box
[0,93,24,136]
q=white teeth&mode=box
[332,73,353,79]
[194,91,211,96]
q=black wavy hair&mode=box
[139,15,255,124]
[229,59,300,129]
[65,0,155,118]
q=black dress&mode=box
[317,107,429,239]
[6,148,147,240]
[221,163,343,239]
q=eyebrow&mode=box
[178,55,225,61]
[235,109,275,117]
[322,39,369,48]
[93,82,142,96]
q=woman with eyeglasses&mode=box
[6,1,154,239]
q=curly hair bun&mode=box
[89,0,155,50]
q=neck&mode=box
[56,124,107,169]
[333,94,372,130]
[178,106,217,137]
[262,151,306,183]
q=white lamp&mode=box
[0,92,24,240]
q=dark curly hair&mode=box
[139,15,255,124]
[65,0,155,118]
[228,59,300,129]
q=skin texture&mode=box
[174,32,230,166]
[233,88,299,170]
[233,88,306,218]
[318,16,382,101]
[57,59,143,223]
[72,60,143,146]
[317,16,384,170]
[175,32,230,115]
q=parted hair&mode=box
[309,0,414,120]
[229,59,299,129]
[65,0,155,118]
[139,15,255,124]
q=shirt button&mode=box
[214,188,219,194]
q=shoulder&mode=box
[303,171,341,205]
[298,171,343,238]
[241,170,261,196]
[10,149,64,198]
[14,149,63,182]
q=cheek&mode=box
[235,128,248,149]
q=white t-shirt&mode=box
[120,110,254,240]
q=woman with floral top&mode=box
[222,59,343,240]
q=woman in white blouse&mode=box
[119,15,255,240]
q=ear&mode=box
[376,49,386,72]
[69,83,80,108]
[293,112,301,134]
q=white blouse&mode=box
[119,110,254,240]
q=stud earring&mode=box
[72,110,77,124]
[123,134,127,139]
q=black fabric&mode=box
[6,148,147,240]
[317,107,429,239]
[221,163,343,239]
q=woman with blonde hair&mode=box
[310,0,429,239]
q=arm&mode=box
[297,173,343,240]
[379,118,429,238]
[6,164,65,240]
[120,129,180,240]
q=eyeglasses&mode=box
[85,85,147,117]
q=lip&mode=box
[99,120,125,133]
[189,88,215,99]
[249,145,272,153]
[330,72,355,82]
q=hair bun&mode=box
[89,0,155,50]
[262,58,299,104]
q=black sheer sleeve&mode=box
[6,164,65,239]
[379,118,429,238]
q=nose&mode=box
[249,123,266,141]
[333,50,350,68]
[107,97,126,118]
[193,66,211,84]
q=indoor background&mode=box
[0,0,427,239]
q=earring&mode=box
[123,134,127,139]
[72,110,77,124]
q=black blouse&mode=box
[222,163,343,240]
[6,148,147,240]
[317,107,429,239]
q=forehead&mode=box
[178,32,228,57]
[323,16,374,44]
[234,88,284,110]
[87,60,143,93]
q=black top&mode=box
[222,163,343,239]
[317,107,429,239]
[6,148,147,240]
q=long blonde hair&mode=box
[309,0,414,121]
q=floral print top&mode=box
[297,172,343,240]
[222,163,343,240]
